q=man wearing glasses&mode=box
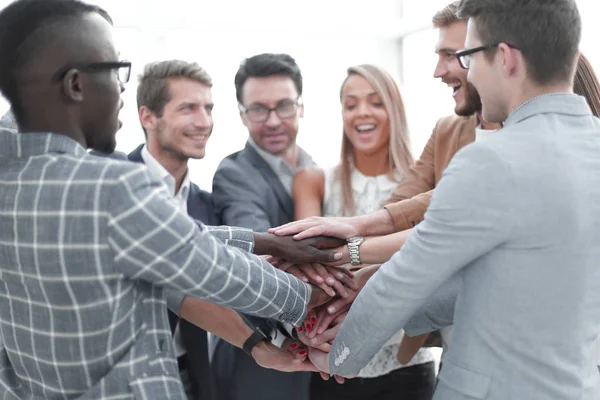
[322,0,600,398]
[212,53,314,400]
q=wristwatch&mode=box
[346,236,365,266]
[243,326,271,357]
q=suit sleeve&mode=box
[107,164,311,327]
[403,274,460,336]
[212,159,272,232]
[383,124,439,231]
[329,143,515,376]
[165,225,256,315]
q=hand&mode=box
[269,216,360,241]
[300,312,346,349]
[253,233,344,264]
[272,259,357,298]
[308,348,347,384]
[251,341,318,373]
[308,264,380,338]
[307,285,334,313]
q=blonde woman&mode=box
[293,64,435,399]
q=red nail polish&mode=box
[310,317,317,324]
[290,343,298,349]
[299,350,307,356]
[306,324,312,332]
[297,326,304,332]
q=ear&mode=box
[498,42,518,78]
[239,110,249,128]
[298,103,305,119]
[139,106,157,133]
[62,69,84,103]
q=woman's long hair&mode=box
[574,52,600,117]
[337,64,414,215]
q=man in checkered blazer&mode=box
[0,1,337,398]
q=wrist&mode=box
[250,340,270,359]
[253,232,274,255]
[360,210,394,236]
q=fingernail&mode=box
[336,273,344,279]
[306,324,312,332]
[334,253,343,260]
[328,306,335,313]
[326,277,335,285]
[290,343,299,349]
[299,350,307,356]
[302,276,309,282]
[311,338,318,344]
[297,326,304,332]
[310,317,317,324]
[316,276,324,283]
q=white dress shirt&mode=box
[141,144,191,358]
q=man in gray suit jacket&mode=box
[212,53,315,400]
[319,0,600,399]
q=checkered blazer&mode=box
[0,131,309,399]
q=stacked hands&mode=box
[258,217,374,383]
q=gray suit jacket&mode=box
[211,142,311,400]
[212,142,295,232]
[331,94,600,399]
[0,131,310,400]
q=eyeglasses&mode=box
[239,99,302,123]
[51,61,132,83]
[455,44,519,69]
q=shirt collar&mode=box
[349,167,400,194]
[247,136,314,173]
[0,131,87,159]
[141,144,191,200]
[504,93,591,128]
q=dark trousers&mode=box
[309,361,435,400]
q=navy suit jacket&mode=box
[129,144,219,400]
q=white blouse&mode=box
[322,166,435,378]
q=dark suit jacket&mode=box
[212,142,294,232]
[129,144,219,400]
[211,142,310,400]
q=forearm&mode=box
[359,229,412,264]
[179,296,253,348]
[352,209,396,237]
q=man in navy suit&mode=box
[128,60,223,400]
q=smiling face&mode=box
[341,73,390,156]
[144,78,214,161]
[433,20,482,117]
[239,75,303,156]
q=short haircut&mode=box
[432,1,463,28]
[137,60,212,118]
[0,0,112,121]
[458,0,581,85]
[234,53,302,104]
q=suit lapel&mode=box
[242,143,294,221]
[127,144,145,163]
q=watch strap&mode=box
[243,327,271,357]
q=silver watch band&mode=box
[347,236,364,266]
